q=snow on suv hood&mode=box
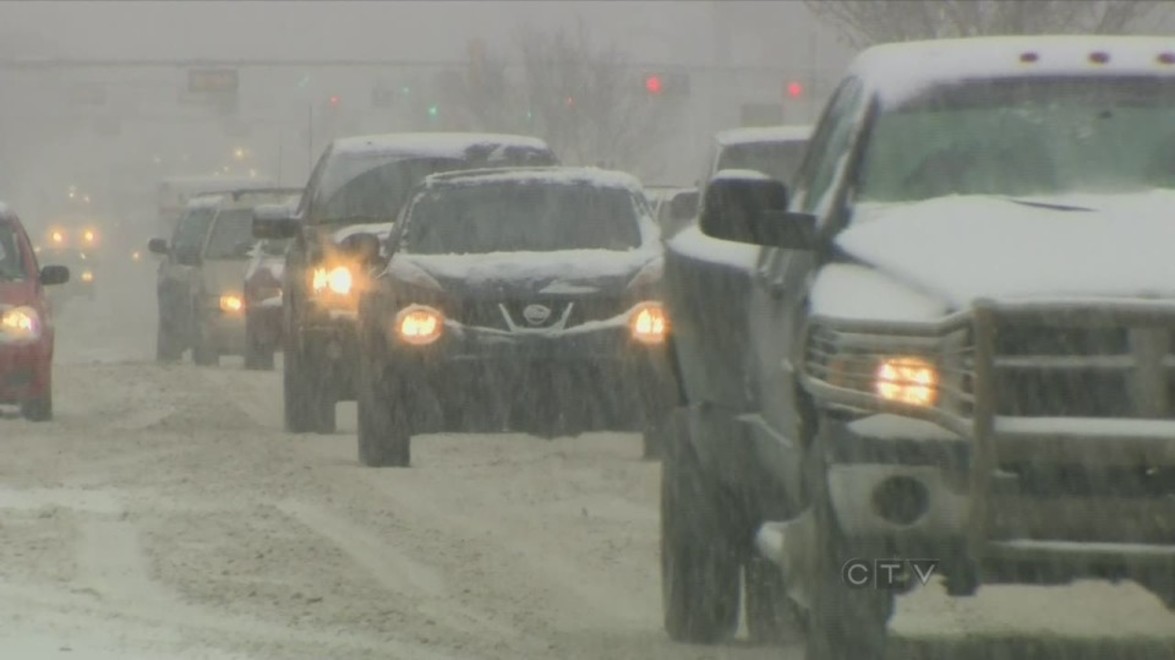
[392,249,659,297]
[836,191,1175,309]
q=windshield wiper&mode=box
[318,216,390,226]
[1003,197,1095,213]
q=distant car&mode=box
[705,124,813,185]
[156,176,277,238]
[252,131,561,434]
[645,185,699,238]
[352,166,677,467]
[0,204,70,421]
[150,188,302,366]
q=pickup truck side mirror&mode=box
[39,265,70,286]
[147,238,169,255]
[698,173,816,250]
[253,204,300,240]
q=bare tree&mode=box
[453,22,683,179]
[806,0,1164,50]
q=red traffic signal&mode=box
[641,72,690,98]
[645,75,663,95]
[328,95,341,107]
[786,81,804,99]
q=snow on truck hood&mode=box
[387,249,660,296]
[814,190,1175,320]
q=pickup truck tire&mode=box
[661,418,741,644]
[191,308,219,367]
[356,363,411,467]
[746,556,806,645]
[804,432,893,660]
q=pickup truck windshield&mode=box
[858,76,1175,203]
[405,181,642,255]
[0,222,26,281]
[311,156,466,224]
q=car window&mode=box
[0,221,27,281]
[858,76,1175,203]
[311,156,466,224]
[258,238,291,257]
[716,140,809,184]
[172,206,217,254]
[404,181,643,255]
[204,209,256,259]
[794,78,867,214]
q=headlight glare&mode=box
[81,270,94,283]
[311,265,353,295]
[395,305,444,346]
[219,294,244,313]
[874,356,938,407]
[0,306,41,341]
[629,301,669,345]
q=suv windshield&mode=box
[172,206,216,254]
[311,156,467,224]
[405,181,643,255]
[204,209,256,259]
[717,140,809,183]
[859,76,1175,204]
[0,222,26,281]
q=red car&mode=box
[0,206,70,421]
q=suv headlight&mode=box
[0,306,41,342]
[629,301,669,345]
[311,265,354,295]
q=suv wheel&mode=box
[20,391,52,422]
[661,413,741,643]
[244,316,275,371]
[356,360,411,467]
[803,435,893,660]
[156,321,182,362]
[282,331,336,434]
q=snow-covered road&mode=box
[2,263,1174,659]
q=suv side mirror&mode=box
[39,265,70,286]
[699,174,816,250]
[253,204,300,240]
[338,232,383,266]
[147,238,169,255]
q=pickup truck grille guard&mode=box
[801,298,1175,556]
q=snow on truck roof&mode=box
[716,125,812,146]
[422,166,643,191]
[852,35,1175,107]
[331,132,553,158]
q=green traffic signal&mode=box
[428,105,439,118]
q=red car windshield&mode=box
[0,221,27,282]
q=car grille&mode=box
[448,297,631,331]
[990,317,1174,419]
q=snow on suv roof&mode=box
[331,132,553,159]
[423,166,643,191]
[853,35,1175,107]
[716,125,813,146]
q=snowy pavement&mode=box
[0,262,1173,659]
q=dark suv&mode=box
[352,167,674,467]
[252,132,559,434]
[662,35,1175,660]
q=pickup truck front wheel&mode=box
[356,362,411,467]
[804,437,893,660]
[661,417,741,644]
[283,334,336,434]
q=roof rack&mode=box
[424,165,563,183]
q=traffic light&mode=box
[786,81,804,99]
[642,72,690,98]
[329,95,341,107]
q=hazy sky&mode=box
[0,1,854,72]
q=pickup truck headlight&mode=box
[874,357,938,406]
[0,306,41,342]
[312,265,353,296]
